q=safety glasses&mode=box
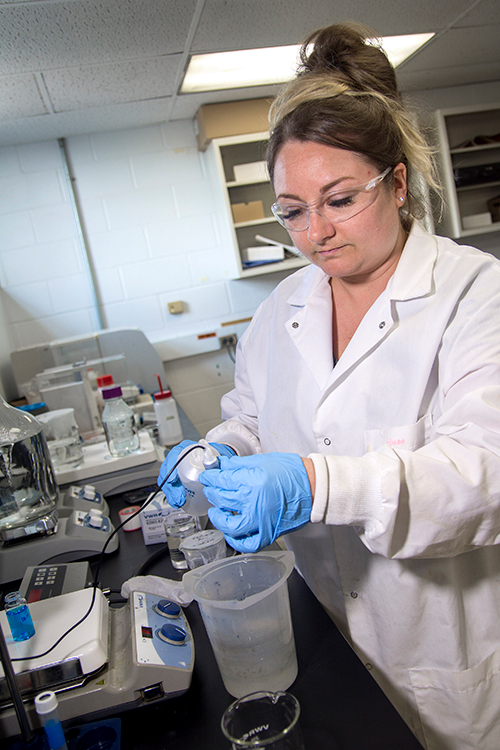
[271,166,393,231]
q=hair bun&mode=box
[299,23,400,101]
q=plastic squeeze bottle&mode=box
[153,375,183,446]
[101,386,140,457]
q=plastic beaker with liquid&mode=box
[183,551,298,698]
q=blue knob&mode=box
[155,599,181,619]
[158,623,187,645]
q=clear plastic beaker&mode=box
[183,551,298,698]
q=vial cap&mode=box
[154,390,172,401]
[35,691,58,715]
[102,385,123,400]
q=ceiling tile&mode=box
[0,73,48,120]
[44,55,183,111]
[0,0,198,74]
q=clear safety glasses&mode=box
[271,166,393,232]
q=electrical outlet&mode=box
[219,333,237,348]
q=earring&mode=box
[399,196,405,203]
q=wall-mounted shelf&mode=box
[435,103,500,238]
[204,132,308,279]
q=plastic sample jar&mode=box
[179,529,226,569]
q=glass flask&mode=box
[0,394,59,539]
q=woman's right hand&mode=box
[157,439,198,508]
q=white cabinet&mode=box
[435,103,500,238]
[204,132,308,279]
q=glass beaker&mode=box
[221,691,304,750]
[164,512,197,569]
[183,551,298,698]
[0,395,58,539]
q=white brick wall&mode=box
[0,119,293,432]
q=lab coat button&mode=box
[292,322,299,328]
[323,437,331,446]
[350,591,358,599]
[365,663,373,670]
[379,321,386,329]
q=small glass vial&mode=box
[4,591,36,641]
[35,691,68,750]
[101,385,140,457]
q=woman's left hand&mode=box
[200,453,312,552]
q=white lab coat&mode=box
[207,222,500,749]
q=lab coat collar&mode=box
[283,221,438,390]
[387,221,438,302]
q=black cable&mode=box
[10,443,200,663]
[132,544,172,577]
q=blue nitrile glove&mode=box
[199,453,312,553]
[157,440,236,509]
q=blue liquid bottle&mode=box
[4,591,35,641]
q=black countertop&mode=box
[97,493,423,750]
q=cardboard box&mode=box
[194,98,272,151]
[231,200,265,223]
[139,491,174,545]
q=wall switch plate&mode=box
[167,301,184,314]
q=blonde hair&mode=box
[267,23,441,226]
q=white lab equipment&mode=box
[0,585,194,738]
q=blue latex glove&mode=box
[157,440,236,508]
[200,453,312,552]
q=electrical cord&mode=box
[10,443,200,663]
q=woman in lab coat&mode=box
[159,23,500,750]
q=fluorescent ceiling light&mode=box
[181,33,434,93]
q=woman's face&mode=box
[273,140,408,283]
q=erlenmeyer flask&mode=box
[0,394,58,539]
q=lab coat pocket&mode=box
[409,648,500,750]
[364,413,432,453]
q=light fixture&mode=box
[181,33,434,94]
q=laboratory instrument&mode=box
[183,551,297,698]
[37,408,84,469]
[0,586,194,738]
[0,484,118,586]
[10,328,166,404]
[176,439,221,516]
[221,691,304,750]
[101,386,140,457]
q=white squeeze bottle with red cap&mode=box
[153,375,183,446]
